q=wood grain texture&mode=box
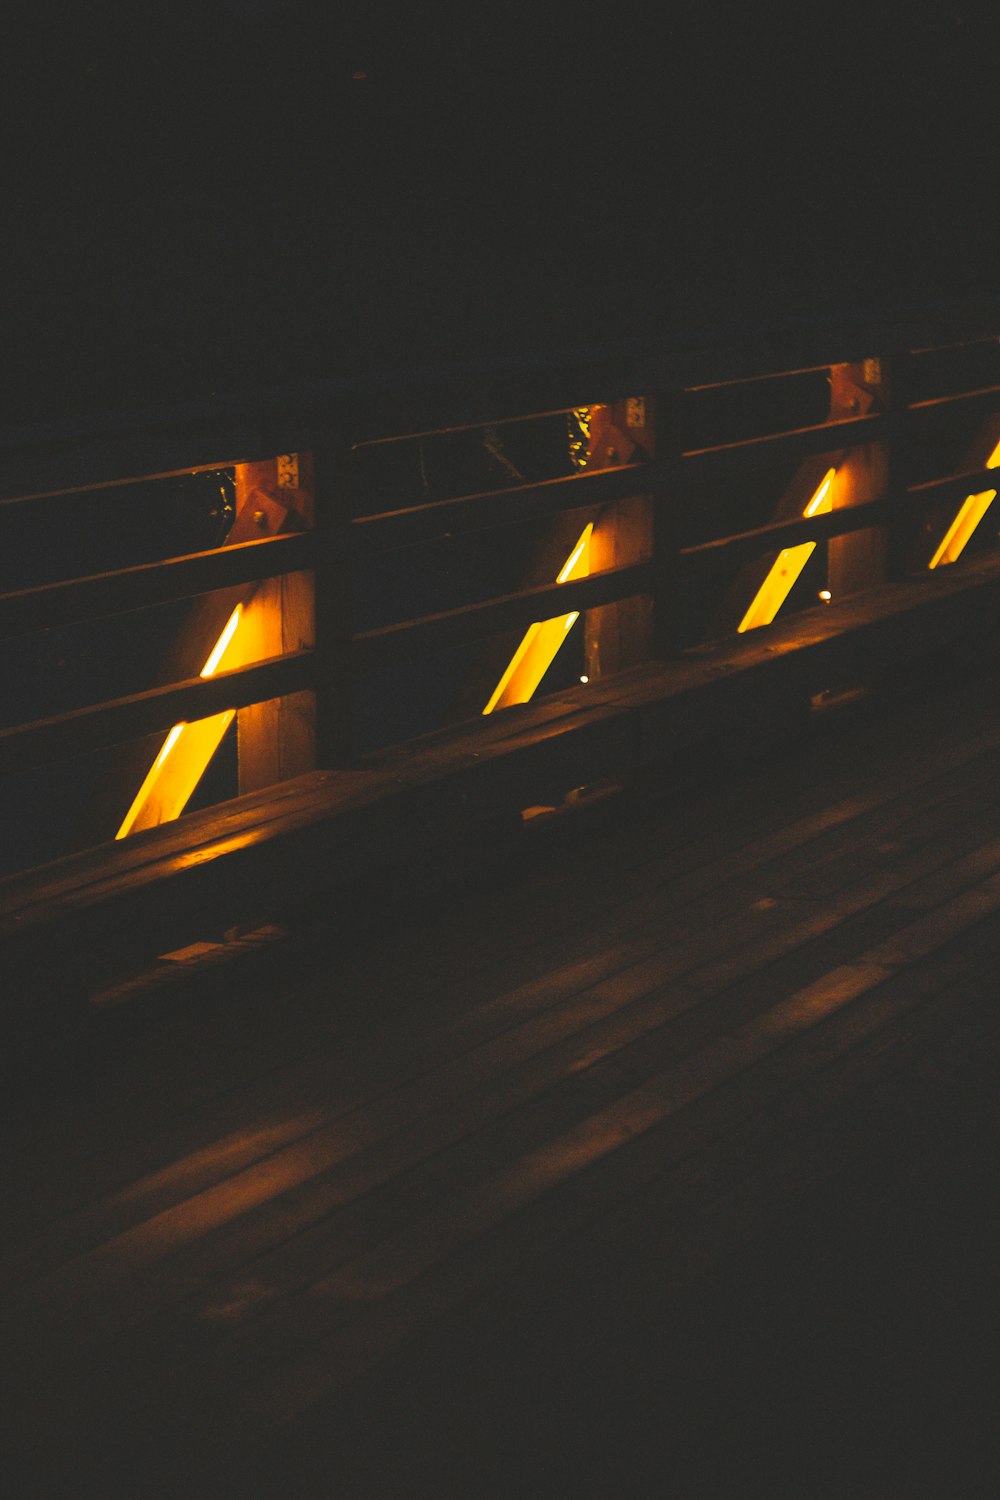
[3,665,1000,1496]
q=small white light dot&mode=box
[818,590,832,602]
[580,674,589,684]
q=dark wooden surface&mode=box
[2,664,1000,1497]
[0,650,316,775]
[0,532,314,640]
[8,550,1000,1014]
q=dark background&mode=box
[4,3,1000,428]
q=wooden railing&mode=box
[3,301,1000,871]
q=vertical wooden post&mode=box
[585,395,656,679]
[650,394,684,659]
[312,429,357,769]
[827,358,889,598]
[235,453,316,794]
[884,345,913,581]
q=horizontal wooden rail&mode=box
[679,496,893,579]
[679,411,889,478]
[682,359,836,391]
[3,308,1000,821]
[905,465,1000,507]
[908,383,1000,414]
[0,650,315,773]
[0,456,252,511]
[353,560,655,669]
[351,404,578,449]
[354,414,889,553]
[352,462,657,550]
[0,429,268,510]
[0,532,316,639]
[667,454,1000,582]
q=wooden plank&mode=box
[353,416,886,554]
[313,437,356,767]
[582,398,656,680]
[234,456,316,792]
[679,495,890,579]
[0,650,315,773]
[0,532,315,639]
[0,303,995,506]
[826,360,889,597]
[352,457,655,543]
[10,688,996,1218]
[5,756,959,1260]
[425,972,1000,1500]
[906,463,1000,508]
[270,936,974,1313]
[0,426,270,508]
[5,544,1000,1013]
[681,809,1000,997]
[13,319,1000,1500]
[328,307,1000,438]
[9,674,988,1200]
[909,380,1000,414]
[884,826,1000,910]
[352,559,655,668]
[0,972,708,1294]
[9,762,869,1194]
[10,766,1000,1358]
[211,982,1000,1500]
[7,693,1000,1490]
[0,770,342,919]
[23,905,981,1488]
[680,410,889,476]
[0,938,889,1378]
[774,767,1000,899]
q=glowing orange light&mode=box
[484,524,592,714]
[803,469,834,518]
[737,468,836,633]
[116,605,244,839]
[200,605,242,677]
[928,438,1000,569]
[557,534,589,583]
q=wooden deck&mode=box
[4,669,1000,1498]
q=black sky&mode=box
[3,4,999,425]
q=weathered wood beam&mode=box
[353,561,656,668]
[0,651,315,772]
[680,497,893,580]
[0,532,315,638]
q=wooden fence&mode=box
[3,303,1000,868]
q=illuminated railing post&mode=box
[928,434,1000,568]
[737,468,837,633]
[826,360,889,598]
[233,454,317,794]
[584,396,656,679]
[114,454,318,839]
[115,603,247,838]
[483,525,592,713]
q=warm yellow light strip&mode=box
[483,524,592,714]
[115,605,243,839]
[737,468,836,633]
[803,468,835,518]
[557,531,590,583]
[928,437,1000,569]
[200,604,242,677]
[928,491,997,569]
